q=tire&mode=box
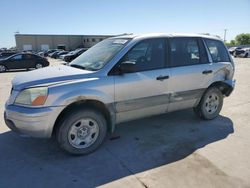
[0,65,7,72]
[193,87,223,120]
[35,63,43,69]
[56,108,107,155]
[244,53,248,58]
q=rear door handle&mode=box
[156,75,169,81]
[202,70,213,74]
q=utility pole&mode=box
[224,29,227,42]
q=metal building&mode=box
[15,34,115,52]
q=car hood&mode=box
[12,65,94,90]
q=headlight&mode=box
[15,87,48,106]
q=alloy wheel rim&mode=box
[68,118,99,149]
[36,64,42,69]
[205,93,220,114]
[0,65,6,72]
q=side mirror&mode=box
[119,61,136,74]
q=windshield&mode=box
[70,38,130,70]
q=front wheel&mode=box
[56,109,107,155]
[0,65,7,72]
[194,87,223,120]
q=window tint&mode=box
[169,37,205,67]
[204,39,230,62]
[121,39,165,72]
[11,54,22,60]
[23,54,33,59]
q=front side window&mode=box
[169,37,205,67]
[70,38,130,70]
[204,39,230,62]
[120,38,165,72]
[11,54,22,60]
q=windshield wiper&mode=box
[70,64,86,70]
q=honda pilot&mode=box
[4,33,235,155]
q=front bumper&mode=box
[4,104,64,138]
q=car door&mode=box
[22,54,36,68]
[167,37,214,112]
[112,38,170,123]
[6,54,24,69]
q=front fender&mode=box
[47,88,113,107]
[45,76,114,107]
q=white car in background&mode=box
[238,48,250,58]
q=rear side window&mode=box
[23,54,33,59]
[169,37,208,67]
[204,39,230,62]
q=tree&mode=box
[225,40,236,46]
[235,33,250,45]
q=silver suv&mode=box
[4,33,235,155]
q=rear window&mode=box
[169,37,208,67]
[204,39,230,62]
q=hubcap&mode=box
[0,65,6,72]
[205,93,220,114]
[36,64,43,69]
[68,118,99,149]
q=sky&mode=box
[0,0,249,48]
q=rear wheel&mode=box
[56,108,107,155]
[244,53,248,58]
[193,87,223,120]
[0,65,7,72]
[35,63,43,69]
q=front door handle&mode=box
[202,70,213,74]
[156,75,169,81]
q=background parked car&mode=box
[0,53,49,72]
[228,47,239,55]
[0,51,17,59]
[63,48,88,62]
[51,50,69,59]
[54,51,69,59]
[44,49,57,57]
[48,49,63,58]
[37,51,45,57]
[236,47,250,58]
[50,50,62,58]
[234,47,245,57]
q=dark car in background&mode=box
[0,51,17,59]
[54,51,69,59]
[63,48,87,62]
[48,49,63,58]
[0,53,49,72]
[51,50,69,59]
[44,49,57,57]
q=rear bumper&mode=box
[4,104,64,138]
